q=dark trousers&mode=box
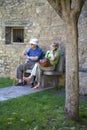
[16,62,35,80]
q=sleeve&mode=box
[55,50,59,57]
[45,50,50,58]
[36,48,42,56]
[26,48,31,56]
[36,48,44,60]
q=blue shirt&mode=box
[26,46,44,63]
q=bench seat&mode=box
[79,67,87,72]
[43,71,63,76]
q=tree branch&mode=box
[47,0,86,21]
[71,0,86,18]
[61,0,66,18]
[60,0,71,20]
[75,0,85,12]
[47,0,62,18]
[66,0,71,13]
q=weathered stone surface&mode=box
[0,85,54,101]
[79,72,87,95]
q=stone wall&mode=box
[0,0,87,94]
[0,0,65,78]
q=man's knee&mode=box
[17,64,24,71]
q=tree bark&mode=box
[64,17,79,120]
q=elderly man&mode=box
[16,38,44,86]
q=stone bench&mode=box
[79,67,87,95]
[79,67,87,72]
[25,50,65,88]
[42,52,65,87]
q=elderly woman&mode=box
[16,38,44,86]
[23,42,59,89]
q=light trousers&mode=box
[30,63,55,84]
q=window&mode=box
[12,28,24,43]
[5,27,24,44]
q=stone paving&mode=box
[0,85,87,102]
[0,85,53,101]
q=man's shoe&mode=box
[15,82,23,86]
[31,83,34,88]
[23,81,27,86]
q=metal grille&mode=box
[13,28,24,43]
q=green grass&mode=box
[0,91,87,130]
[0,78,87,130]
[0,77,16,88]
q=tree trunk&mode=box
[64,18,79,120]
[47,0,86,121]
